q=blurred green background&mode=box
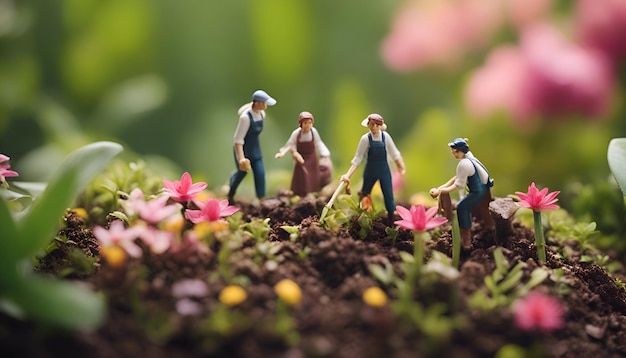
[1,0,625,238]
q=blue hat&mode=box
[448,138,469,153]
[252,90,276,106]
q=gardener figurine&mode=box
[340,113,406,224]
[429,138,495,250]
[228,90,276,203]
[275,111,332,197]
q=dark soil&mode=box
[2,193,626,358]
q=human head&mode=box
[251,90,277,106]
[448,138,470,153]
[298,111,314,127]
[360,113,387,130]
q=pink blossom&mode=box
[395,204,448,232]
[120,188,146,217]
[139,195,182,225]
[163,172,207,203]
[516,182,560,212]
[465,24,614,125]
[506,0,551,29]
[185,198,239,224]
[0,153,19,184]
[93,221,143,258]
[381,0,502,72]
[513,291,564,332]
[575,0,626,64]
[172,278,209,298]
[520,25,614,119]
[135,226,172,254]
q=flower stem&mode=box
[533,210,546,263]
[413,231,429,271]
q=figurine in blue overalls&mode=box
[429,138,495,249]
[228,90,276,203]
[340,113,406,224]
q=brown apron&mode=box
[291,130,320,196]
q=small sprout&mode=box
[281,225,300,242]
[219,285,247,307]
[274,279,302,305]
[362,287,388,307]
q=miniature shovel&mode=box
[319,180,351,222]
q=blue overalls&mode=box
[229,111,266,198]
[362,132,395,215]
[456,160,488,229]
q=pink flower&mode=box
[93,221,143,258]
[395,204,448,232]
[139,195,182,225]
[185,198,239,224]
[516,182,560,211]
[575,0,626,64]
[163,172,207,203]
[120,188,146,217]
[513,291,564,332]
[0,153,19,184]
[135,226,172,254]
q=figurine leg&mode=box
[460,228,472,249]
[228,170,247,202]
[250,158,266,198]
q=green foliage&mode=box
[280,225,299,242]
[241,218,271,243]
[0,141,122,330]
[608,138,626,196]
[470,248,549,311]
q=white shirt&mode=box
[350,131,402,166]
[278,127,331,157]
[233,105,265,145]
[454,152,490,197]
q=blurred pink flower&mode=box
[521,25,614,119]
[120,188,146,217]
[135,226,172,254]
[513,291,564,332]
[465,24,614,126]
[381,0,502,71]
[575,0,626,64]
[163,172,207,203]
[395,204,448,232]
[392,171,405,193]
[172,278,209,298]
[506,0,552,29]
[0,153,19,184]
[93,221,143,258]
[139,195,182,225]
[515,182,560,211]
[185,198,239,224]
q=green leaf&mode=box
[0,198,19,275]
[15,141,123,260]
[7,274,105,330]
[608,138,626,196]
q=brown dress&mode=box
[291,130,320,196]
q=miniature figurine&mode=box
[275,111,331,197]
[429,138,495,250]
[340,113,406,224]
[228,90,276,203]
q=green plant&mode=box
[608,138,626,196]
[0,141,123,330]
[280,225,299,242]
[241,218,271,243]
[470,248,549,311]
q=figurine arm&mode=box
[429,176,458,198]
[312,128,331,157]
[395,157,406,175]
[234,143,250,171]
[275,129,298,159]
[340,164,359,184]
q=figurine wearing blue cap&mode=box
[429,138,495,249]
[228,90,276,203]
[340,113,406,225]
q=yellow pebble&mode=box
[219,285,247,307]
[274,279,302,305]
[101,246,127,268]
[362,287,388,307]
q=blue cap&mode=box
[448,138,469,153]
[252,90,276,106]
